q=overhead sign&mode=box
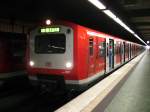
[40,27,60,33]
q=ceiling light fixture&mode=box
[88,0,106,10]
[88,0,148,46]
[103,10,116,20]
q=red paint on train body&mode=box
[0,34,26,74]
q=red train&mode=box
[0,33,26,80]
[27,20,144,91]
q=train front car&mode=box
[27,20,79,91]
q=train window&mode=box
[35,34,66,54]
[89,38,93,56]
[99,42,105,57]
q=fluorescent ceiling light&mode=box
[134,34,147,45]
[88,0,106,10]
[103,10,116,19]
[103,10,135,34]
[114,18,134,34]
[102,11,147,45]
[88,0,147,46]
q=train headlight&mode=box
[46,19,51,25]
[30,61,35,66]
[66,62,72,68]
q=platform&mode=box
[55,51,148,112]
[105,51,150,112]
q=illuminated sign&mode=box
[40,27,60,33]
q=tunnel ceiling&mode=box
[0,0,150,45]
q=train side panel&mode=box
[0,39,13,73]
[0,36,26,73]
[73,26,106,86]
[76,26,89,80]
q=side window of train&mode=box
[99,42,106,57]
[89,37,94,56]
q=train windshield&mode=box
[35,34,66,54]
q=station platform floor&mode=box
[104,51,150,112]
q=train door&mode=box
[114,40,116,66]
[128,43,130,59]
[127,43,130,60]
[119,42,122,64]
[125,43,129,61]
[115,41,122,67]
[88,37,95,76]
[109,39,114,70]
[122,42,125,63]
[129,43,131,59]
[105,38,109,73]
[131,44,133,58]
[94,37,106,74]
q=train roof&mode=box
[40,20,143,46]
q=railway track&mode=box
[0,79,79,112]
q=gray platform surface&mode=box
[104,51,150,112]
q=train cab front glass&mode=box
[35,34,66,54]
